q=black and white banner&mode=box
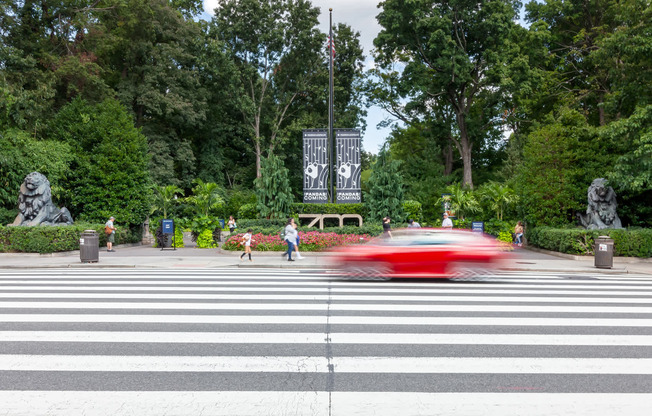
[336,129,362,203]
[302,129,329,203]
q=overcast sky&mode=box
[203,0,391,154]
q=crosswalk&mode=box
[1,268,651,415]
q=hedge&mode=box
[0,223,141,254]
[291,203,365,216]
[527,227,652,258]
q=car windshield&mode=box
[377,230,482,247]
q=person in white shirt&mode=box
[442,213,453,229]
[239,229,254,262]
[282,218,298,261]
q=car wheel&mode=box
[342,263,392,281]
[448,263,490,282]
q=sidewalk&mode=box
[0,244,650,275]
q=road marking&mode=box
[2,331,652,346]
[0,301,651,313]
[2,355,651,374]
[1,314,651,326]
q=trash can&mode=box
[80,230,99,263]
[594,235,614,269]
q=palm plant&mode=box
[436,183,481,220]
[151,185,183,218]
[187,179,225,217]
[479,181,519,220]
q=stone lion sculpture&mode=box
[577,178,622,230]
[9,172,74,226]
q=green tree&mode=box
[373,0,524,189]
[437,183,481,221]
[364,149,405,221]
[255,153,294,219]
[478,181,518,220]
[209,0,325,178]
[151,185,183,219]
[46,97,150,226]
[186,179,225,217]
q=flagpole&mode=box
[328,8,334,204]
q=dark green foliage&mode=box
[224,189,256,219]
[0,128,74,210]
[255,153,294,219]
[46,98,151,227]
[0,223,140,254]
[517,109,608,227]
[364,150,405,222]
[402,200,423,223]
[291,203,365,217]
[237,203,259,220]
[527,227,652,258]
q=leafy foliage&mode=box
[254,153,294,219]
[364,150,405,221]
[46,98,151,226]
[527,227,652,258]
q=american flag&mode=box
[327,35,335,58]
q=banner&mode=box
[335,129,362,203]
[302,129,329,203]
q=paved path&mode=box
[0,244,650,275]
[0,268,651,415]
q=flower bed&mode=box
[223,231,372,251]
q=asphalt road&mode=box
[0,268,651,415]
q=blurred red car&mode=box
[331,228,507,280]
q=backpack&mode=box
[104,225,112,235]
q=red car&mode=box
[331,228,507,280]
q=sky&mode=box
[202,0,392,154]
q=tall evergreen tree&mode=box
[364,149,405,222]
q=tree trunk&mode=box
[455,112,474,189]
[443,138,454,176]
[255,140,262,179]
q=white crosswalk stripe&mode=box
[0,268,651,415]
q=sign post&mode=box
[335,129,361,203]
[302,129,329,203]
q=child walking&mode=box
[240,229,254,262]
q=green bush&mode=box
[196,229,217,248]
[527,227,652,257]
[291,203,366,216]
[0,223,140,253]
[402,200,423,222]
[237,203,258,219]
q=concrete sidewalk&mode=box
[0,244,650,275]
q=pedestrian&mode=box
[514,221,524,247]
[227,216,237,234]
[293,220,303,259]
[282,218,297,261]
[105,216,117,252]
[442,213,453,230]
[407,219,421,228]
[382,216,392,238]
[239,229,254,261]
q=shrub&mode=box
[402,200,423,222]
[237,203,258,219]
[291,203,366,217]
[0,223,140,253]
[222,231,372,252]
[196,229,217,248]
[527,227,652,257]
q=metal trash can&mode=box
[594,235,614,269]
[80,230,99,263]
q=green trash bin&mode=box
[80,230,99,263]
[594,235,614,269]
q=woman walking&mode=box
[240,229,254,262]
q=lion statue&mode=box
[9,172,74,226]
[576,178,622,230]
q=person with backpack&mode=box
[105,216,116,252]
